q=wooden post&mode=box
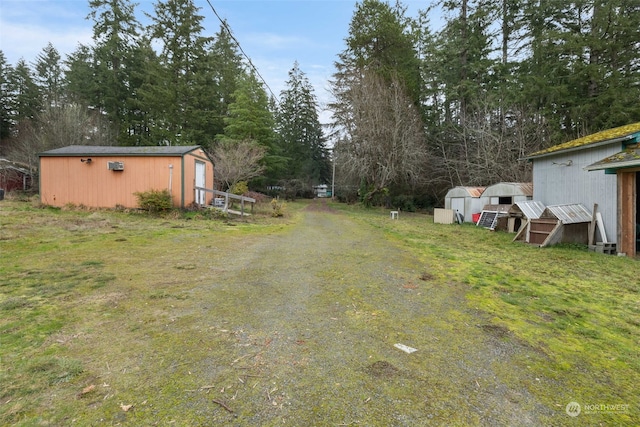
[589,203,598,246]
[618,172,636,255]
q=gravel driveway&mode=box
[176,201,554,426]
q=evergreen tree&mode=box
[330,0,426,203]
[33,43,64,108]
[220,71,284,181]
[515,0,640,141]
[64,44,97,106]
[335,0,421,107]
[0,52,14,143]
[124,37,161,145]
[10,59,41,124]
[220,71,275,145]
[146,0,213,146]
[208,23,244,143]
[432,0,494,125]
[276,62,330,186]
[88,0,141,143]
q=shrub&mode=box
[135,189,172,213]
[391,195,416,212]
[270,198,285,217]
[230,181,249,196]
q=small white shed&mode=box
[444,186,485,223]
[480,182,533,207]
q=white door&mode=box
[451,197,465,219]
[195,161,206,205]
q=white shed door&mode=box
[195,161,206,205]
[451,197,465,216]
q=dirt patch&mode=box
[480,323,511,338]
[169,207,553,425]
[365,360,399,378]
[303,198,338,213]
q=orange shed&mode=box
[39,145,214,209]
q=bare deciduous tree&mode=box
[210,140,267,191]
[437,98,546,187]
[8,103,116,186]
[334,69,430,204]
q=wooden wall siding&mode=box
[40,156,183,208]
[617,171,636,255]
[532,144,619,241]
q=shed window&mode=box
[490,196,513,204]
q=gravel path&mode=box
[192,201,554,425]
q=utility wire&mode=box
[204,0,279,103]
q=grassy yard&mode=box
[337,204,639,424]
[0,197,638,425]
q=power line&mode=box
[204,0,279,103]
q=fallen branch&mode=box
[212,398,234,413]
[231,354,250,365]
[200,385,217,390]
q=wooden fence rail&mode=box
[195,187,256,217]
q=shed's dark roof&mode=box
[40,145,203,157]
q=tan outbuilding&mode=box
[39,145,214,209]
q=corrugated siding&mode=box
[444,186,485,222]
[40,156,182,208]
[514,201,546,219]
[545,204,592,224]
[445,186,485,199]
[482,182,532,198]
[40,146,214,209]
[532,144,619,239]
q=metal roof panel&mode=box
[584,143,640,171]
[544,204,592,224]
[513,200,546,219]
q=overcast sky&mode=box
[0,0,436,126]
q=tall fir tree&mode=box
[33,43,64,108]
[88,0,141,142]
[276,62,330,186]
[123,36,161,145]
[10,59,41,124]
[220,71,283,181]
[64,44,98,107]
[335,0,421,108]
[146,0,213,146]
[0,52,14,144]
[208,23,244,143]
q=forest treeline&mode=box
[1,0,639,208]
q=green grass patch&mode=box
[343,205,639,424]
